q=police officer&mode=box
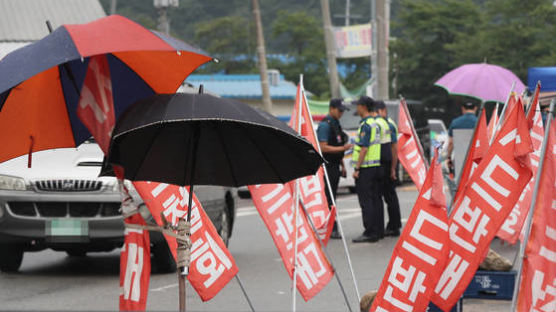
[352,96,383,243]
[317,99,353,239]
[373,101,402,236]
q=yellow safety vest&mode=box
[375,117,392,144]
[352,117,381,168]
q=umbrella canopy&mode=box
[435,63,526,103]
[105,93,324,187]
[0,15,212,163]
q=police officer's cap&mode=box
[374,101,386,110]
[353,96,375,111]
[330,98,350,112]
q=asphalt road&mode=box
[0,187,516,311]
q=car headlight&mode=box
[0,175,26,191]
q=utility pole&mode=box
[370,0,378,98]
[110,0,117,15]
[251,0,273,113]
[320,0,341,98]
[345,0,351,26]
[376,0,389,100]
[154,0,178,35]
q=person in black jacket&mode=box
[317,98,353,239]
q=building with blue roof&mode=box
[185,70,299,116]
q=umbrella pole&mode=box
[299,79,361,302]
[179,126,200,312]
[511,99,554,310]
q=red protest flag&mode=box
[76,55,116,155]
[370,149,449,312]
[397,98,428,191]
[432,101,533,311]
[498,105,544,244]
[515,117,556,310]
[453,109,489,202]
[248,183,334,301]
[287,83,335,242]
[516,119,556,311]
[120,214,151,311]
[526,82,541,130]
[118,186,151,311]
[487,104,499,143]
[133,182,238,301]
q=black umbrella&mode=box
[104,92,324,312]
[105,93,323,187]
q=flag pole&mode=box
[291,76,305,312]
[491,102,499,139]
[489,82,516,146]
[399,96,428,169]
[448,101,485,215]
[298,200,354,312]
[235,274,256,312]
[525,81,541,118]
[299,75,361,302]
[511,99,555,310]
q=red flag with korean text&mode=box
[370,150,449,312]
[487,105,499,143]
[516,119,556,311]
[133,182,238,301]
[248,183,334,301]
[288,83,335,243]
[119,214,151,311]
[453,109,489,202]
[397,99,427,191]
[498,100,544,244]
[526,82,541,129]
[76,54,116,154]
[74,55,151,310]
[431,101,533,311]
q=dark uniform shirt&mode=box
[388,119,398,143]
[448,113,477,137]
[317,115,347,164]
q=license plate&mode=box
[46,219,89,242]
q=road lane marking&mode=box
[151,283,178,292]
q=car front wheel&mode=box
[0,246,24,272]
[219,209,231,246]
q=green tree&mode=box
[270,10,329,98]
[193,16,255,74]
[448,0,556,80]
[390,0,484,126]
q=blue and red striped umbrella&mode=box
[0,15,212,164]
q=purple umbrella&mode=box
[435,63,526,103]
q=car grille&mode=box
[7,202,121,218]
[34,180,103,192]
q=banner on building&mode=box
[333,24,372,58]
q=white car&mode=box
[0,141,236,273]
